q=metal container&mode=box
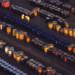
[21,14,25,20]
[67,46,72,52]
[16,31,20,40]
[19,32,24,40]
[73,48,75,54]
[16,54,21,62]
[68,28,73,37]
[52,21,57,30]
[8,49,13,56]
[25,35,30,43]
[73,29,75,37]
[56,25,61,32]
[48,22,53,30]
[0,24,3,30]
[6,27,11,35]
[5,46,9,54]
[64,28,68,35]
[12,29,17,37]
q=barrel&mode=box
[25,16,30,22]
[21,14,25,20]
[19,32,24,40]
[25,36,30,43]
[68,28,73,37]
[13,52,17,59]
[1,0,10,8]
[64,28,68,35]
[56,25,61,32]
[43,45,49,53]
[52,21,57,30]
[46,67,52,72]
[51,69,56,74]
[65,22,69,28]
[16,54,21,62]
[0,24,3,30]
[10,47,14,52]
[48,22,53,30]
[5,46,9,54]
[8,49,13,56]
[6,27,11,35]
[71,8,75,14]
[37,67,42,74]
[73,29,75,37]
[60,28,64,33]
[12,29,17,37]
[20,55,28,63]
[73,48,75,54]
[48,44,54,48]
[33,10,37,16]
[67,46,72,52]
[18,51,24,56]
[15,31,20,40]
[23,32,27,36]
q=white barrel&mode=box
[10,47,14,52]
[5,46,9,54]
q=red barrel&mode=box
[1,0,10,8]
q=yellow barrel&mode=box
[43,45,49,53]
[16,54,21,62]
[52,21,57,30]
[13,52,17,59]
[8,50,13,56]
[73,29,75,37]
[64,28,68,35]
[21,14,25,20]
[19,32,24,40]
[6,27,11,35]
[25,16,30,22]
[16,31,20,40]
[18,51,24,56]
[67,46,72,52]
[68,29,73,37]
[33,10,38,16]
[0,24,3,30]
[48,22,53,30]
[12,29,17,37]
[73,48,75,54]
[56,25,61,32]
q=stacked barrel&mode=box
[48,20,75,37]
[3,44,61,75]
[29,0,70,18]
[11,5,34,19]
[31,38,75,64]
[68,44,75,54]
[0,23,31,43]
